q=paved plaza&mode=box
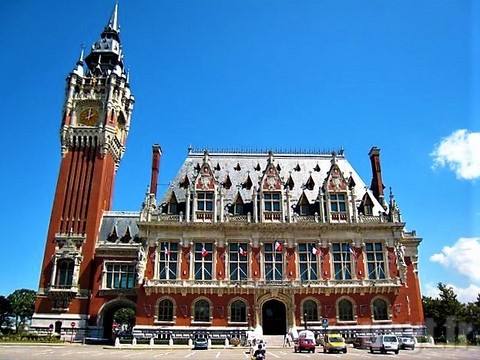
[1,344,480,360]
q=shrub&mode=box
[230,337,240,346]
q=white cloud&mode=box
[422,282,480,303]
[430,237,480,282]
[431,129,480,180]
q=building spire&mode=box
[107,2,119,33]
[84,3,123,73]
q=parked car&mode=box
[370,335,399,354]
[399,336,416,350]
[294,338,316,353]
[194,337,208,349]
[323,333,347,353]
[352,336,373,349]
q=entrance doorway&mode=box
[262,299,286,335]
[97,298,136,343]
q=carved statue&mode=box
[396,243,407,284]
[136,246,147,284]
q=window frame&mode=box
[194,242,213,281]
[158,242,179,280]
[228,242,248,281]
[298,243,319,281]
[365,242,386,280]
[104,262,136,290]
[264,242,283,281]
[332,243,353,280]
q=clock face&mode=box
[79,108,99,126]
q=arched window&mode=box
[157,298,174,322]
[194,299,210,322]
[230,300,246,322]
[338,299,354,321]
[373,298,388,321]
[303,300,318,321]
[56,259,74,287]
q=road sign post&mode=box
[70,322,75,343]
[322,317,329,329]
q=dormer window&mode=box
[330,194,346,212]
[197,192,213,212]
[264,193,281,212]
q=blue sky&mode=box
[0,0,479,302]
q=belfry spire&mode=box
[107,3,119,33]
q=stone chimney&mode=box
[150,144,162,197]
[368,147,385,207]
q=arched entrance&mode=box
[262,299,286,335]
[97,298,136,343]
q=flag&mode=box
[201,246,209,258]
[239,246,247,256]
[349,245,357,259]
[274,241,283,252]
[311,246,318,256]
[150,247,156,261]
[164,246,172,256]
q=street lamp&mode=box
[247,313,251,331]
[304,312,308,330]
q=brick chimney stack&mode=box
[368,146,385,206]
[150,144,162,197]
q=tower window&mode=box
[56,259,74,288]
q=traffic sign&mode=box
[322,317,329,328]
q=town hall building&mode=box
[32,5,424,342]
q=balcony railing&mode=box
[151,211,390,224]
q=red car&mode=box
[352,336,373,349]
[294,338,316,353]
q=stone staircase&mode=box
[260,335,286,348]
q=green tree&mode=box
[0,295,13,329]
[422,283,464,342]
[7,289,36,333]
[113,307,135,332]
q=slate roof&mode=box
[159,149,385,215]
[98,211,141,243]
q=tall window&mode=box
[194,299,210,322]
[157,298,174,322]
[303,300,318,322]
[230,300,247,322]
[229,243,248,281]
[264,242,283,281]
[105,263,136,289]
[338,298,354,321]
[194,242,213,280]
[56,259,74,288]
[264,193,281,212]
[197,192,213,211]
[330,193,347,212]
[365,242,385,279]
[298,243,319,281]
[158,242,178,280]
[373,298,388,321]
[332,243,353,280]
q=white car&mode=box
[370,335,399,354]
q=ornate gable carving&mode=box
[325,164,347,192]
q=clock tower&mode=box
[32,4,134,332]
